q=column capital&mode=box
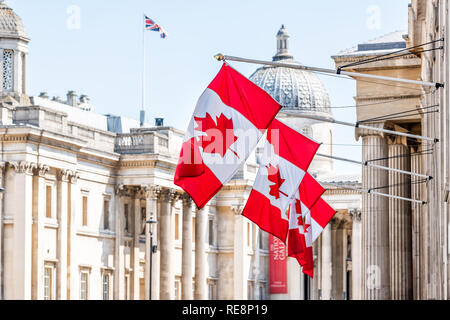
[159,188,178,203]
[57,169,72,182]
[181,193,193,207]
[34,163,50,177]
[69,171,80,184]
[8,161,37,175]
[349,208,362,222]
[115,184,132,197]
[231,204,244,216]
[355,121,387,141]
[137,184,161,200]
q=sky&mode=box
[9,0,411,175]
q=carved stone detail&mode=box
[349,208,362,222]
[35,164,50,177]
[159,188,178,203]
[57,169,72,182]
[181,193,193,207]
[231,204,244,216]
[8,161,37,175]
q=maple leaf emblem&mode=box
[194,113,239,158]
[266,164,288,199]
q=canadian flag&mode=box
[242,119,320,243]
[287,174,336,278]
[174,64,281,208]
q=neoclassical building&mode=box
[333,0,450,300]
[0,2,361,300]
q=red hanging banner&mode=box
[269,234,288,294]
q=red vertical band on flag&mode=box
[243,190,289,242]
[299,172,325,209]
[267,119,320,172]
[310,198,337,229]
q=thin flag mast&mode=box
[141,14,147,127]
[214,53,441,143]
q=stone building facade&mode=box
[333,0,450,300]
[0,2,361,300]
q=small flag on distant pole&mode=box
[145,15,168,38]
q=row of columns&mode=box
[358,124,415,300]
[116,185,209,300]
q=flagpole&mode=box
[141,14,146,127]
[321,181,426,205]
[316,153,432,180]
[214,53,444,89]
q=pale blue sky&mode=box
[10,0,411,174]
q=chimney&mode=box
[39,92,49,99]
[67,91,78,107]
[155,118,164,127]
[79,94,90,104]
[52,96,62,103]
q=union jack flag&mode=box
[145,15,168,39]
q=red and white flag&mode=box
[242,119,320,243]
[287,173,325,278]
[174,64,281,209]
[287,175,336,278]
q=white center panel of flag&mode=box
[185,89,264,184]
[252,141,306,220]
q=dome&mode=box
[0,1,27,40]
[250,26,332,117]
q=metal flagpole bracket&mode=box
[216,53,442,88]
[214,53,225,61]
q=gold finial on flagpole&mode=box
[214,53,225,61]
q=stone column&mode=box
[388,139,412,299]
[143,185,159,300]
[321,223,332,300]
[350,209,362,300]
[7,162,36,299]
[159,189,176,300]
[0,162,6,300]
[132,191,141,300]
[181,194,193,300]
[410,146,423,300]
[358,128,390,300]
[56,169,70,300]
[114,185,126,300]
[195,205,209,300]
[67,172,79,300]
[331,220,344,300]
[32,164,49,300]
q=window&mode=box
[21,52,26,94]
[3,49,13,91]
[80,271,89,300]
[208,219,214,246]
[125,274,130,300]
[208,280,217,300]
[247,281,254,300]
[175,277,181,300]
[46,186,52,218]
[103,200,110,230]
[82,195,88,226]
[141,207,146,235]
[124,204,129,233]
[175,212,180,241]
[44,266,53,300]
[102,274,110,300]
[258,285,265,300]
